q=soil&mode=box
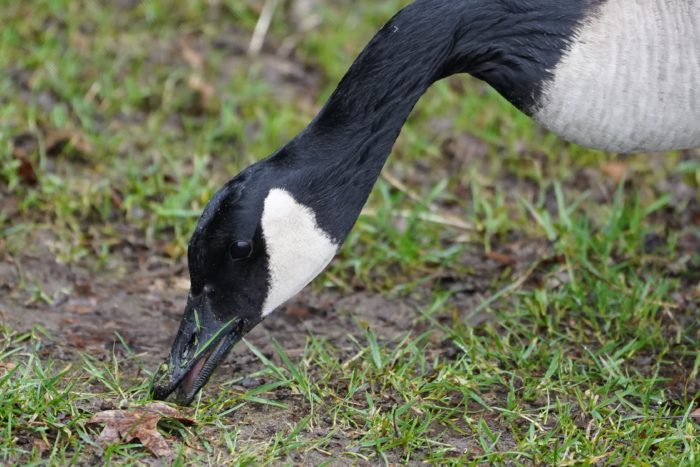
[1,210,555,463]
[1,221,553,373]
[0,229,397,364]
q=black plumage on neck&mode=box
[274,1,461,241]
[268,0,595,241]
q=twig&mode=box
[380,172,475,231]
[381,171,425,205]
[322,271,353,293]
[248,0,280,56]
[361,208,475,231]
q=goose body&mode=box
[152,0,700,404]
[535,0,700,152]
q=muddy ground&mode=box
[1,211,560,462]
[0,226,482,461]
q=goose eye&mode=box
[229,241,253,260]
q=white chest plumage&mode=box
[260,189,338,317]
[535,0,700,153]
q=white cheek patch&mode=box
[260,188,338,317]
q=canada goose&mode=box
[152,0,700,405]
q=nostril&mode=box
[189,332,198,348]
[182,331,199,365]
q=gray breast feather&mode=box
[534,0,700,153]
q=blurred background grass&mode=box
[0,0,634,267]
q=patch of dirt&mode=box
[0,228,424,368]
[0,222,581,464]
[0,228,461,463]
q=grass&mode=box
[1,0,699,464]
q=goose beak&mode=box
[151,293,247,405]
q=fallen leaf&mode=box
[11,127,93,186]
[45,128,94,159]
[0,362,17,372]
[284,301,314,319]
[63,297,98,314]
[180,37,204,70]
[601,161,628,183]
[88,402,194,458]
[66,332,104,349]
[485,251,518,266]
[110,189,124,210]
[187,74,215,108]
[33,438,50,455]
[162,241,185,258]
[44,129,73,156]
[691,407,700,422]
[150,278,167,292]
[172,276,190,291]
[73,280,94,297]
[16,157,39,185]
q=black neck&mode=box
[307,4,460,159]
[280,1,465,240]
[274,0,591,241]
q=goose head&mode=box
[152,157,341,404]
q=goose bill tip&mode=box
[151,306,246,405]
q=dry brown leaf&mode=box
[43,128,94,157]
[63,297,98,314]
[44,129,73,156]
[110,189,124,210]
[73,280,94,297]
[12,133,39,185]
[11,133,38,158]
[180,37,204,70]
[162,241,185,258]
[284,301,314,319]
[485,251,518,266]
[11,128,93,187]
[88,402,194,458]
[187,74,215,108]
[33,438,51,455]
[0,362,17,372]
[16,157,38,185]
[172,276,190,291]
[601,161,628,183]
[691,407,700,422]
